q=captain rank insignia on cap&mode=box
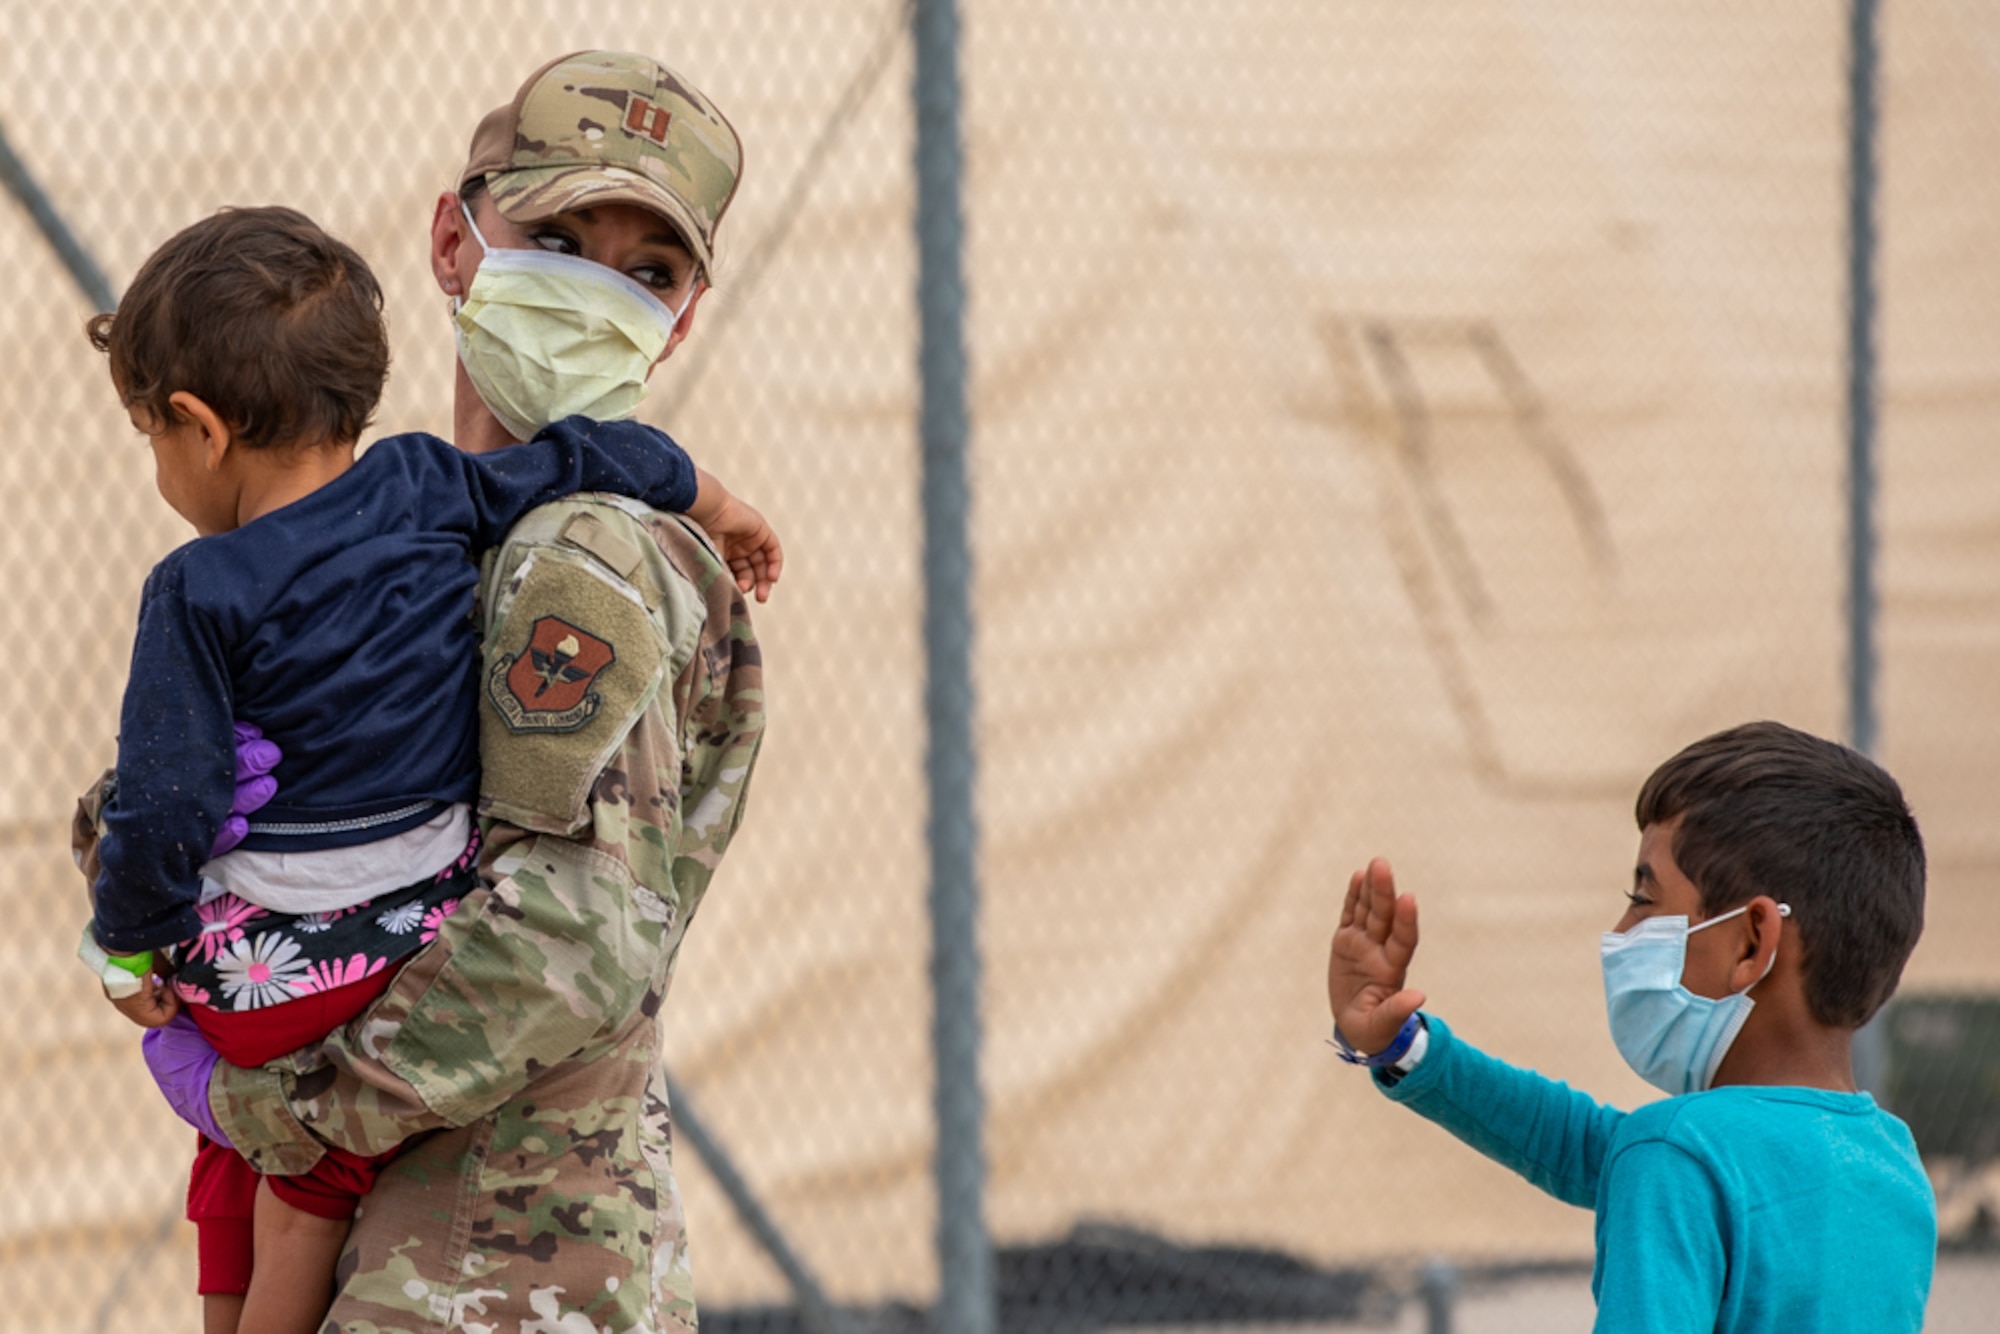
[489,615,616,733]
[624,95,672,143]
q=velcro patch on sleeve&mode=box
[480,546,665,835]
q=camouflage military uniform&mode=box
[68,50,761,1332]
[463,50,741,275]
[202,496,764,1332]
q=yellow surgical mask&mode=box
[452,205,697,442]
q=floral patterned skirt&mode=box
[164,830,481,1013]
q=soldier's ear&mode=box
[432,190,472,296]
[167,392,235,471]
[649,282,706,377]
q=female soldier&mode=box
[140,51,769,1333]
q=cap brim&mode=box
[488,165,713,274]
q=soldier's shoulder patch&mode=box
[489,615,618,734]
[478,544,667,836]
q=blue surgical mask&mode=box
[1600,902,1790,1096]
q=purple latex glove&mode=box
[141,1012,230,1147]
[210,722,281,858]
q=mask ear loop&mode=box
[460,198,493,254]
[1758,902,1793,983]
[1686,900,1792,935]
[1710,901,1791,995]
[662,272,702,336]
[448,200,491,317]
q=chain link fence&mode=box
[4,2,1997,1331]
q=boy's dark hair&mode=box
[86,205,388,449]
[1636,720,1925,1029]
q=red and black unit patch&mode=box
[487,616,617,734]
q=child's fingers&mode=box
[1383,886,1422,969]
[732,537,781,603]
[1361,857,1398,942]
[1339,869,1365,931]
[1330,868,1395,1022]
[728,556,774,603]
[721,530,784,603]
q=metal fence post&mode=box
[1,117,117,312]
[1843,0,1890,1102]
[914,1,994,1332]
[1419,1258,1458,1334]
[663,1075,857,1334]
[1843,0,1881,762]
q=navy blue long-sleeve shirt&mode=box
[91,416,697,952]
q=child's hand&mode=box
[688,467,784,603]
[1327,857,1426,1055]
[110,972,181,1029]
[710,494,783,604]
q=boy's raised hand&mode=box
[1327,857,1426,1055]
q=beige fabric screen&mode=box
[1,1,1995,1322]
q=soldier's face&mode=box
[441,192,705,365]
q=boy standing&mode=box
[1327,721,1935,1332]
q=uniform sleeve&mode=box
[1377,1015,1625,1208]
[211,507,766,1165]
[91,572,236,952]
[663,554,764,934]
[443,417,698,546]
[210,740,682,1164]
[1591,1138,1727,1332]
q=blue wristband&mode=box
[1329,1012,1422,1068]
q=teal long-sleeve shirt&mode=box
[1376,1016,1935,1333]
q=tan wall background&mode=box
[2,1,1996,1326]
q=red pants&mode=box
[184,971,400,1296]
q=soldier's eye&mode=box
[630,265,679,293]
[528,229,581,256]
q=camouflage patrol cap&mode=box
[461,51,742,277]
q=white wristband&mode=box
[1391,1017,1430,1074]
[77,926,148,1001]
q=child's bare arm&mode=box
[1326,857,1426,1054]
[688,467,784,603]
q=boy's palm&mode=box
[1327,857,1426,1055]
